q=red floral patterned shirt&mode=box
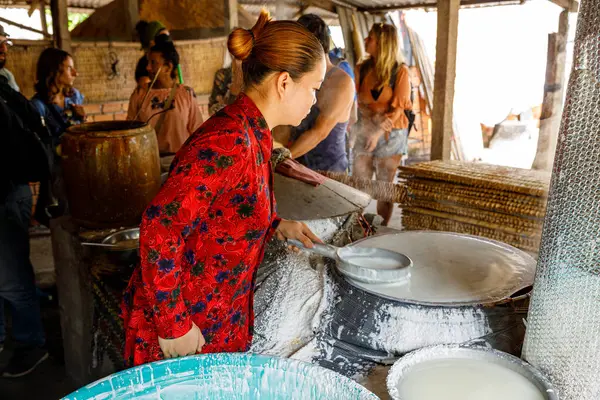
[122,94,280,366]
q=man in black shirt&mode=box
[0,76,49,377]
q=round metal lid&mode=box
[347,231,537,306]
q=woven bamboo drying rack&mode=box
[397,161,549,252]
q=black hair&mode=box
[149,38,179,79]
[135,20,150,48]
[34,47,72,103]
[297,14,330,54]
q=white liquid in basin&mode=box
[346,256,405,270]
[397,358,545,400]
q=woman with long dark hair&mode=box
[127,37,202,172]
[31,48,85,143]
[353,23,413,226]
[122,10,325,367]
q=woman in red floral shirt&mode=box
[121,10,326,367]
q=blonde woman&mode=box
[353,22,412,226]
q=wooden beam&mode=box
[224,0,239,33]
[237,4,255,29]
[39,2,50,38]
[306,0,356,13]
[357,0,522,12]
[548,0,579,12]
[532,11,568,170]
[123,0,139,41]
[430,0,459,161]
[0,16,47,36]
[50,0,71,53]
[336,6,355,67]
[293,5,309,20]
[558,7,569,34]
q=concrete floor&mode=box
[364,199,404,231]
[0,234,76,399]
[0,284,76,399]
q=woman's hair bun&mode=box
[227,9,271,61]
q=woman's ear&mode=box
[164,62,174,78]
[276,71,291,98]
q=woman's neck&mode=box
[244,87,276,130]
[154,76,175,89]
[51,85,65,106]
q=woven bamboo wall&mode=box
[140,0,224,29]
[6,38,226,102]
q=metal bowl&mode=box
[100,228,140,265]
[387,344,558,400]
[101,228,139,249]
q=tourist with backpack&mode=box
[0,76,53,377]
[353,22,413,226]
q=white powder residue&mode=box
[251,219,341,358]
[290,339,320,363]
[369,304,491,354]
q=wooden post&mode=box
[336,6,355,68]
[430,0,459,161]
[123,0,139,41]
[50,0,71,53]
[50,217,94,386]
[532,10,568,170]
[224,0,239,34]
[39,2,49,38]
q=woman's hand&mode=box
[275,219,322,249]
[71,104,87,121]
[158,322,205,359]
[364,129,384,152]
[379,116,394,139]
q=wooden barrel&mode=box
[61,121,161,228]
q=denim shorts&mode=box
[353,128,409,158]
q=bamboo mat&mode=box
[397,161,549,253]
[399,160,551,197]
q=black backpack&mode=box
[0,77,59,226]
[359,59,417,134]
[0,79,54,184]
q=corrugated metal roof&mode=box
[343,0,524,11]
[237,0,525,13]
[0,0,525,12]
[0,0,113,9]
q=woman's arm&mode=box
[387,65,412,125]
[186,87,203,133]
[126,90,140,121]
